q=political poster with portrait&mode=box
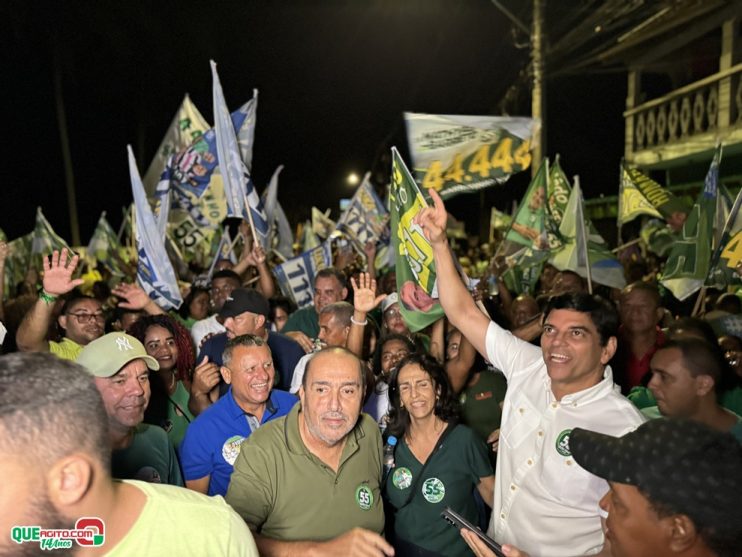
[390,147,444,333]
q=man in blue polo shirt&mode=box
[192,289,304,416]
[180,334,297,496]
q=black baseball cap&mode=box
[570,419,742,534]
[219,288,270,319]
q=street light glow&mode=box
[347,172,360,186]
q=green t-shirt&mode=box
[385,425,493,557]
[162,380,194,449]
[282,306,320,338]
[112,423,184,486]
[104,480,258,557]
[226,403,385,541]
[631,386,742,417]
[459,370,507,468]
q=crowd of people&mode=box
[1,184,742,557]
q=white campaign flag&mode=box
[211,61,269,248]
[128,146,183,310]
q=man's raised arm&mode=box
[414,189,490,358]
[16,249,83,353]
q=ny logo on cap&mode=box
[116,336,134,351]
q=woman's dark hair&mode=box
[128,314,195,382]
[178,286,210,320]
[542,293,618,346]
[386,353,459,439]
[128,315,196,429]
[372,333,416,376]
[269,296,296,321]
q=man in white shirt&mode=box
[416,189,645,557]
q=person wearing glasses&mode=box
[16,249,105,360]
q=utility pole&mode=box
[53,45,81,247]
[531,0,546,177]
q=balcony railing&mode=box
[625,63,742,156]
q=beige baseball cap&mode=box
[76,332,159,378]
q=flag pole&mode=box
[575,176,593,295]
[617,160,624,250]
[242,193,259,245]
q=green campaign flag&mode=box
[405,113,538,200]
[390,147,444,332]
[661,146,721,300]
[3,233,32,298]
[87,212,127,276]
[505,159,550,251]
[550,180,626,290]
[623,166,687,221]
[707,162,742,290]
[31,207,71,261]
[547,156,572,227]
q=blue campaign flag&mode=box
[211,60,269,248]
[337,172,389,249]
[128,146,183,310]
[274,242,332,308]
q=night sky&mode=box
[2,0,626,244]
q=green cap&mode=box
[76,332,159,378]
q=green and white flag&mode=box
[618,162,662,226]
[2,233,32,297]
[143,94,210,196]
[505,159,550,251]
[390,147,444,332]
[708,185,742,289]
[87,212,127,276]
[660,146,722,300]
[405,113,538,200]
[550,180,626,290]
[31,207,71,258]
[547,156,572,227]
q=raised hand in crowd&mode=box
[112,282,165,315]
[347,272,385,358]
[188,355,221,416]
[284,330,315,354]
[414,188,448,246]
[363,241,377,279]
[42,249,84,297]
[334,243,356,271]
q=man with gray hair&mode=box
[180,334,297,496]
[289,301,354,393]
[227,347,392,557]
[0,352,258,556]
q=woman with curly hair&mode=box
[129,314,196,448]
[384,353,494,557]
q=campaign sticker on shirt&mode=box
[355,485,374,510]
[221,435,246,465]
[422,477,445,503]
[392,467,413,490]
[555,429,572,457]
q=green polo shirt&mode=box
[226,403,384,541]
